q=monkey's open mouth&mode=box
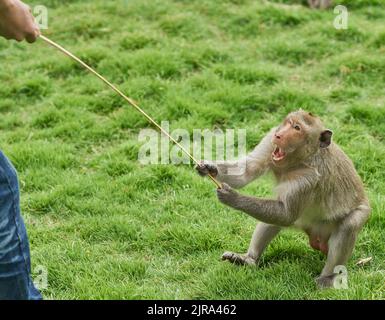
[272,146,286,161]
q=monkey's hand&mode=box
[195,162,218,177]
[216,183,241,207]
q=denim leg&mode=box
[0,151,42,300]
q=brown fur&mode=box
[196,110,370,288]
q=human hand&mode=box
[0,0,40,43]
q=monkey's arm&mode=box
[216,171,318,227]
[217,184,297,226]
[197,129,275,189]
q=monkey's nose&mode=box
[275,133,281,139]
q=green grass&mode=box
[0,0,384,299]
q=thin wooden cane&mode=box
[39,35,222,188]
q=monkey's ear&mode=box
[320,130,333,148]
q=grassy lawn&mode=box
[0,0,384,299]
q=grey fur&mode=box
[197,110,370,288]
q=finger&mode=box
[216,190,227,198]
[25,12,40,43]
[196,165,208,176]
[221,183,230,190]
[217,186,226,192]
[222,251,234,260]
[197,163,206,170]
[196,167,206,175]
[25,31,37,43]
[14,34,24,42]
[207,164,215,171]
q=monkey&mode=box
[308,0,332,9]
[196,110,370,288]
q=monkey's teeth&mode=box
[273,147,286,161]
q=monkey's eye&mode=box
[294,125,301,131]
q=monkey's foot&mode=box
[221,251,258,266]
[315,274,337,289]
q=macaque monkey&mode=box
[196,110,370,288]
[308,0,332,9]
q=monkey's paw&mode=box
[222,251,258,266]
[216,183,239,206]
[315,274,337,289]
[195,162,218,177]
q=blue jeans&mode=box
[0,150,42,300]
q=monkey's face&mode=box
[271,110,332,167]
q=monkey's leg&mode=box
[316,205,370,288]
[222,223,281,266]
